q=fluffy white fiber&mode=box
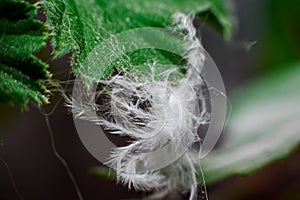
[68,12,209,199]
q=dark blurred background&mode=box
[1,0,300,199]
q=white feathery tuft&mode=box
[68,12,209,200]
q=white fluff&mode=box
[68,13,209,200]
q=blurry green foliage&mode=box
[202,62,300,184]
[90,167,116,180]
[199,0,300,184]
[262,0,300,70]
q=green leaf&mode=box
[44,0,233,83]
[197,0,233,40]
[201,62,300,184]
[261,0,300,71]
[0,0,50,108]
[90,167,116,180]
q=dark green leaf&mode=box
[261,0,300,71]
[0,0,50,108]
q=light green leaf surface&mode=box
[0,0,50,108]
[202,62,300,184]
[44,0,233,83]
